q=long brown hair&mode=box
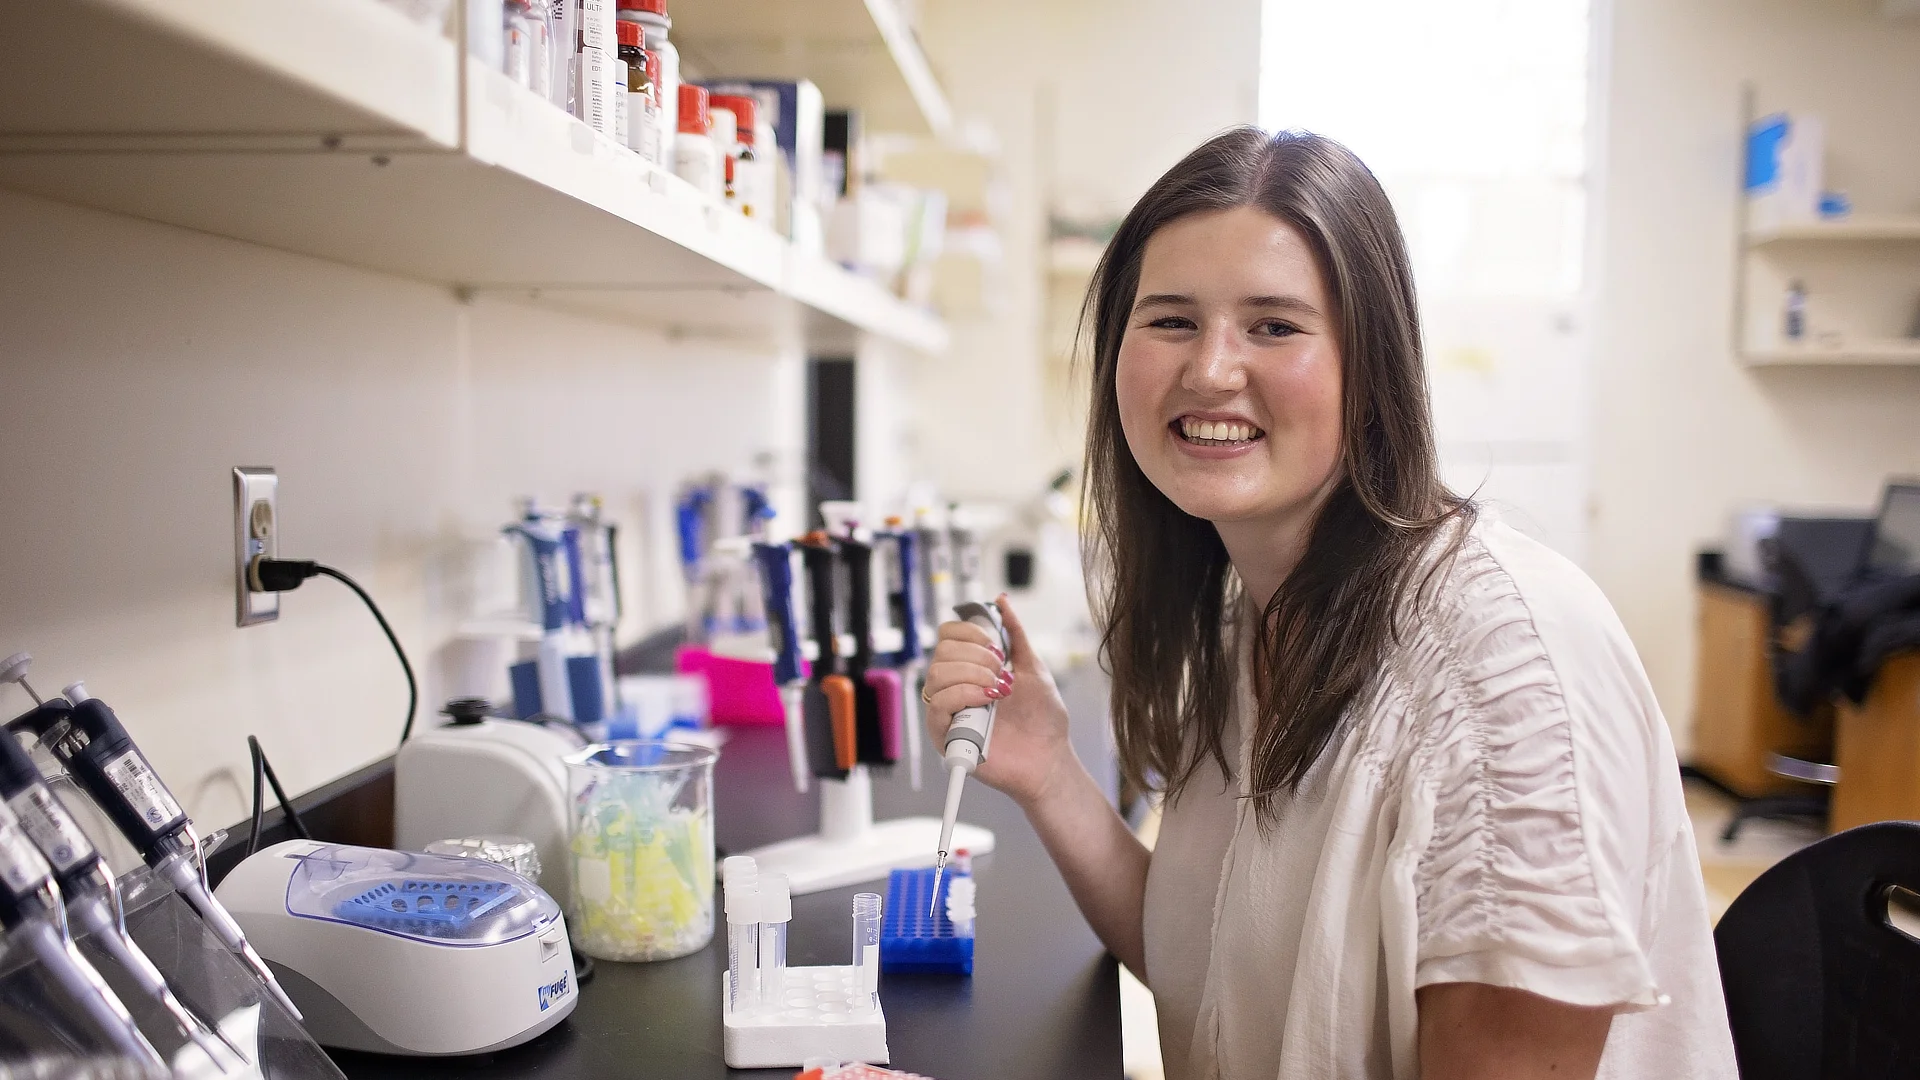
[1083,128,1471,817]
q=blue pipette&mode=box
[752,541,811,793]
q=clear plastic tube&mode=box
[722,862,759,1015]
[851,892,882,1014]
[726,911,758,1013]
[758,874,791,1012]
[757,920,787,1010]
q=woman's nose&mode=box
[1180,325,1249,395]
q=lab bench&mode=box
[324,724,1124,1079]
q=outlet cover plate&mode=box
[234,467,278,627]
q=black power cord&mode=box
[246,735,310,856]
[251,558,419,745]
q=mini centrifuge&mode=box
[215,840,578,1056]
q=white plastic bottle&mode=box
[672,83,719,199]
[616,21,661,164]
[566,0,617,137]
[467,0,504,72]
[1784,279,1808,342]
[503,0,532,88]
[710,104,739,210]
[612,56,629,146]
[526,0,553,99]
[617,0,679,149]
[710,93,766,221]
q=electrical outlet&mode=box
[234,467,279,627]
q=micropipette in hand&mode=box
[931,601,1010,916]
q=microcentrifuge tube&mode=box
[758,873,792,1012]
[851,892,882,1014]
[723,871,760,1013]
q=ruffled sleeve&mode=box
[1400,530,1667,1011]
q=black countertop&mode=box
[332,723,1124,1080]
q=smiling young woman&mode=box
[921,129,1737,1080]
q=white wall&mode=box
[0,187,801,828]
[907,0,1263,502]
[1589,0,1920,752]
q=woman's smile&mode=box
[1170,412,1267,456]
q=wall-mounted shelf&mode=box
[1731,88,1920,368]
[0,0,459,151]
[0,0,948,354]
[1744,340,1920,366]
[1746,216,1920,246]
[671,0,952,137]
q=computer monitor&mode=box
[1864,481,1920,577]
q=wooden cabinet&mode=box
[1830,653,1920,831]
[1690,583,1833,796]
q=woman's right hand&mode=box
[922,595,1074,811]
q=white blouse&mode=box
[1140,517,1737,1080]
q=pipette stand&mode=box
[721,965,888,1069]
[742,767,993,896]
[0,850,345,1080]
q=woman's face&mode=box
[1116,206,1346,531]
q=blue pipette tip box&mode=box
[880,868,973,975]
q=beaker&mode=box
[563,740,718,961]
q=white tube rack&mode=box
[721,964,888,1070]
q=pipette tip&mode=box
[929,855,947,919]
[168,986,246,1064]
[153,979,244,1064]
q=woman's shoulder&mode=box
[1413,514,1642,679]
[1387,512,1667,763]
[1390,516,1684,1018]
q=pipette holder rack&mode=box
[879,868,972,975]
[0,851,344,1079]
[720,965,887,1070]
[741,767,995,896]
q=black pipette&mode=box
[0,695,241,1064]
[2,667,302,1020]
[0,791,164,1067]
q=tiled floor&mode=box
[1686,777,1824,923]
[1117,778,1821,1080]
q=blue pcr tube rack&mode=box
[879,868,973,975]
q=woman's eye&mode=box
[1146,316,1197,330]
[1254,319,1299,338]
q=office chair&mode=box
[1716,820,1920,1080]
[1723,486,1920,840]
[1717,517,1867,842]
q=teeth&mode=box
[1180,418,1259,443]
